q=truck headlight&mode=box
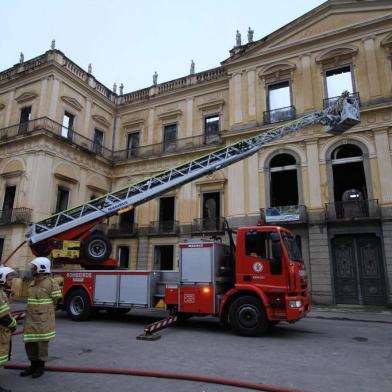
[289,300,302,308]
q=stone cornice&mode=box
[15,91,38,103]
[92,115,111,128]
[61,95,83,111]
[197,99,225,112]
[157,109,182,120]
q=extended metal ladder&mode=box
[27,92,360,245]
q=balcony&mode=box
[325,199,380,221]
[112,132,223,162]
[263,106,296,125]
[0,208,32,225]
[147,221,179,235]
[191,217,225,233]
[0,117,113,160]
[261,205,307,224]
[108,223,138,238]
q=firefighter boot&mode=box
[20,361,37,377]
[32,361,45,378]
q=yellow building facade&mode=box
[0,0,392,305]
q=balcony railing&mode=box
[0,208,32,225]
[112,133,223,162]
[108,223,138,237]
[325,199,379,220]
[261,205,307,224]
[148,220,179,235]
[191,217,225,233]
[0,117,113,160]
[263,106,296,124]
[323,92,360,110]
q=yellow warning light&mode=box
[118,205,134,214]
[203,287,211,294]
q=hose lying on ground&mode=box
[5,363,309,392]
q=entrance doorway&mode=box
[332,235,386,305]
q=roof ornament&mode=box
[88,63,92,74]
[247,27,254,43]
[113,83,117,94]
[119,83,124,95]
[190,59,195,75]
[19,52,24,63]
[236,30,241,47]
[51,39,56,50]
[153,71,158,86]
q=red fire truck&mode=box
[27,92,360,336]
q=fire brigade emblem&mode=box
[252,262,263,273]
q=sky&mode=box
[1,0,325,93]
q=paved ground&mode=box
[1,303,391,392]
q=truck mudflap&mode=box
[285,293,311,322]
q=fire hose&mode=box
[5,362,309,392]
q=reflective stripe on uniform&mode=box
[0,304,10,313]
[0,354,9,365]
[51,290,62,298]
[23,331,56,342]
[8,318,17,328]
[27,298,53,305]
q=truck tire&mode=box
[82,233,112,262]
[229,296,268,337]
[66,289,93,321]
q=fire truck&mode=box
[26,92,360,336]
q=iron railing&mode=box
[147,220,179,235]
[191,217,225,233]
[325,199,379,220]
[323,92,360,110]
[108,223,138,237]
[0,208,32,225]
[112,133,223,162]
[263,106,296,124]
[0,117,113,160]
[261,205,307,223]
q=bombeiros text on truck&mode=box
[26,92,360,337]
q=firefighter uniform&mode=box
[0,290,16,366]
[21,257,61,379]
[0,267,17,392]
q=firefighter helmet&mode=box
[30,257,51,274]
[0,266,16,285]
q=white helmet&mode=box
[30,257,51,274]
[0,266,16,285]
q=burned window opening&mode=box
[331,144,367,202]
[269,154,298,207]
[154,245,174,270]
[326,65,353,98]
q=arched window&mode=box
[269,153,298,207]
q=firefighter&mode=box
[20,257,61,379]
[0,266,17,392]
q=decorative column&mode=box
[306,139,322,208]
[374,127,392,203]
[300,54,314,112]
[230,72,243,126]
[37,77,48,117]
[147,108,154,145]
[48,76,60,120]
[4,90,15,127]
[83,98,92,136]
[362,37,381,98]
[247,69,257,122]
[186,97,193,138]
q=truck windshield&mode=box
[282,232,303,262]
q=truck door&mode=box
[239,230,287,288]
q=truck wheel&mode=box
[83,233,112,262]
[229,296,268,337]
[66,289,92,321]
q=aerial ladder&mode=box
[27,92,360,267]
